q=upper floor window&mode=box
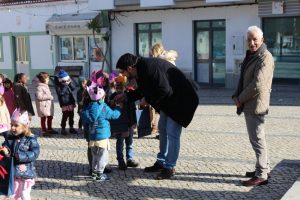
[136,22,162,57]
[60,36,86,61]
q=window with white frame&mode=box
[60,36,86,61]
[136,22,162,57]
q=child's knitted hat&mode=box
[109,70,119,84]
[58,70,70,82]
[11,109,30,126]
[87,82,105,101]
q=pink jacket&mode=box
[3,88,16,116]
[35,82,54,117]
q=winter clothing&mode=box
[13,83,35,116]
[2,133,40,179]
[34,80,54,117]
[54,79,76,108]
[58,70,70,82]
[233,43,275,115]
[80,100,121,141]
[3,87,16,116]
[126,57,199,128]
[0,101,10,130]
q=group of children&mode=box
[0,68,140,199]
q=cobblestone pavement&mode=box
[1,86,300,200]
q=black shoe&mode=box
[69,128,77,134]
[118,161,128,170]
[104,167,112,173]
[89,169,93,176]
[157,168,175,180]
[48,129,59,134]
[127,160,139,168]
[96,173,110,182]
[144,161,164,172]
[61,129,67,135]
[245,171,271,178]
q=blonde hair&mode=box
[11,121,32,136]
[151,43,165,58]
[0,94,4,106]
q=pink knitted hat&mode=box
[11,109,30,125]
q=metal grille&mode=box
[258,0,300,17]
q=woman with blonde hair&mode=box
[149,43,179,137]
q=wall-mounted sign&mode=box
[272,1,284,14]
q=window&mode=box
[263,17,300,81]
[16,37,28,62]
[0,37,3,61]
[136,22,162,57]
[60,36,86,61]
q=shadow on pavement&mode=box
[33,159,300,199]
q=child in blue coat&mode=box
[80,77,121,182]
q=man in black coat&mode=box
[115,53,199,179]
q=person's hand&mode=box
[140,97,149,107]
[131,124,137,129]
[0,146,9,156]
[233,97,241,108]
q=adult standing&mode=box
[115,53,199,179]
[232,26,275,187]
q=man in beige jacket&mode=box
[232,26,275,187]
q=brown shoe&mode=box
[245,171,271,178]
[242,176,268,187]
[157,168,175,180]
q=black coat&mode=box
[54,77,76,107]
[126,57,199,128]
[13,83,35,116]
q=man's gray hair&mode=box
[247,26,263,38]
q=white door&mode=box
[15,36,30,78]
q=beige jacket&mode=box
[234,45,275,114]
[0,101,11,128]
[35,82,54,117]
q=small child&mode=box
[80,74,121,182]
[13,73,35,118]
[77,78,88,134]
[3,78,16,116]
[0,83,10,139]
[54,70,77,135]
[0,109,40,199]
[34,72,57,136]
[109,74,139,170]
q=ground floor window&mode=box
[263,17,300,83]
[136,22,162,57]
[59,36,87,61]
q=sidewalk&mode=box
[0,84,299,199]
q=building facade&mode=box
[90,0,300,88]
[0,0,299,88]
[0,0,109,81]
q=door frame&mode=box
[193,20,226,86]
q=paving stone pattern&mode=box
[1,86,299,200]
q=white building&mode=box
[0,0,109,82]
[91,0,300,88]
[0,0,299,88]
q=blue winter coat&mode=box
[80,100,121,140]
[2,133,40,179]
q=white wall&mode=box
[30,35,53,69]
[111,5,259,74]
[0,36,12,69]
[0,2,90,33]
